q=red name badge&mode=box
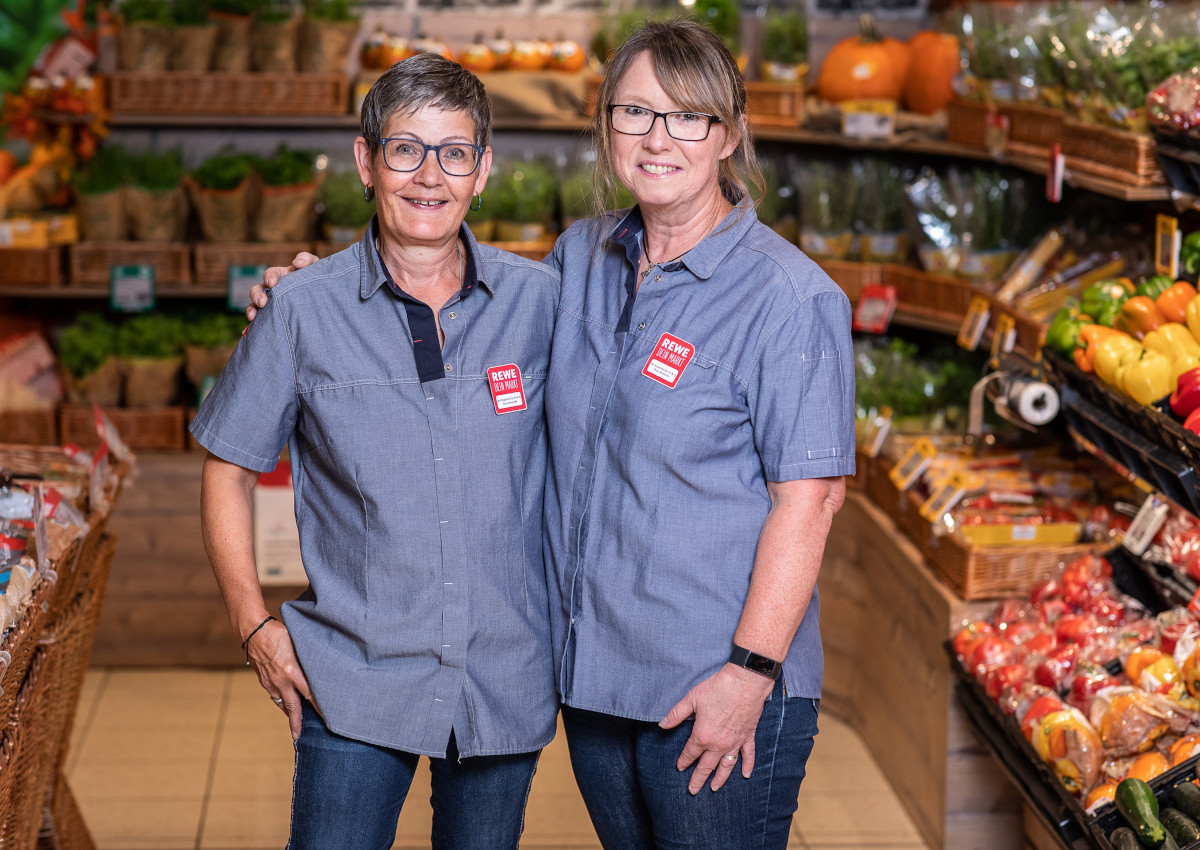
[487,363,527,414]
[642,333,695,389]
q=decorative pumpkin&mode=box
[411,34,454,61]
[816,14,909,103]
[360,27,389,70]
[380,37,413,67]
[547,38,586,72]
[489,31,513,69]
[508,40,547,71]
[458,34,497,73]
[903,31,960,114]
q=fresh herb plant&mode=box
[72,144,128,195]
[320,170,374,228]
[762,11,807,66]
[115,315,186,359]
[258,145,317,188]
[192,148,256,191]
[58,314,117,379]
[128,149,185,191]
[489,160,557,225]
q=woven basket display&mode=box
[0,248,64,288]
[0,582,50,729]
[40,771,97,850]
[946,99,991,148]
[1002,102,1064,154]
[109,71,349,116]
[0,410,57,446]
[59,405,186,450]
[814,259,882,304]
[745,82,805,128]
[1061,120,1165,186]
[193,242,314,288]
[69,242,192,289]
[2,648,54,850]
[883,264,975,320]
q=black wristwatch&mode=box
[728,644,782,680]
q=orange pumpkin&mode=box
[458,34,497,73]
[412,34,454,61]
[903,31,961,114]
[380,37,413,67]
[508,40,547,71]
[360,27,389,70]
[547,38,586,72]
[816,14,909,103]
[489,31,513,69]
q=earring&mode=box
[469,194,482,212]
[363,186,374,202]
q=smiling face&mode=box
[609,51,739,218]
[355,104,491,249]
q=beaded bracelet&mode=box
[241,615,276,666]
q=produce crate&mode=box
[0,410,57,446]
[814,259,881,304]
[1000,102,1064,155]
[0,728,15,829]
[883,264,975,323]
[110,72,350,116]
[865,456,1106,600]
[946,99,992,148]
[1061,119,1164,186]
[59,405,185,451]
[745,82,805,128]
[0,248,64,288]
[193,242,314,288]
[69,241,192,289]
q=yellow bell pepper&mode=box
[1185,295,1200,344]
[1093,335,1143,386]
[1113,349,1141,397]
[1173,352,1200,385]
[1143,322,1200,359]
[1124,349,1174,405]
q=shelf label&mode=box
[841,100,896,140]
[1124,493,1168,556]
[861,406,893,459]
[852,285,897,334]
[888,437,937,492]
[110,265,156,313]
[228,264,268,312]
[1046,143,1064,203]
[990,313,1017,365]
[958,295,991,351]
[919,471,972,522]
[1156,215,1181,279]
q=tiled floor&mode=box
[64,669,930,850]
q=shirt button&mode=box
[654,275,662,282]
[637,322,645,331]
[444,364,452,373]
[448,312,457,319]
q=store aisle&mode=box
[64,669,930,850]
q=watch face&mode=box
[746,654,778,677]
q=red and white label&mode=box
[642,333,695,389]
[487,364,528,414]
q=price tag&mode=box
[957,295,991,351]
[1123,493,1169,556]
[228,265,267,312]
[989,313,1017,365]
[1156,215,1181,279]
[919,471,972,522]
[888,437,937,491]
[852,285,897,334]
[984,108,1009,155]
[841,100,896,140]
[861,406,893,459]
[110,265,156,313]
[1046,144,1064,203]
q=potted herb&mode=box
[761,10,807,82]
[170,0,215,71]
[115,315,186,408]
[298,0,360,73]
[855,157,909,263]
[187,148,257,242]
[749,159,797,244]
[59,314,121,407]
[183,311,245,390]
[319,169,374,244]
[126,149,187,242]
[72,144,128,242]
[254,144,319,242]
[794,159,858,260]
[208,0,264,72]
[558,160,633,229]
[695,0,740,61]
[489,160,557,242]
[117,0,173,71]
[251,0,299,72]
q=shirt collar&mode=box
[359,216,490,300]
[608,198,759,281]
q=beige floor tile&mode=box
[392,759,433,844]
[74,724,220,763]
[90,693,226,730]
[210,752,295,799]
[216,721,298,764]
[795,791,925,846]
[198,795,292,849]
[70,758,210,799]
[76,796,203,847]
[223,689,288,728]
[803,748,892,796]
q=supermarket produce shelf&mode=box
[109,113,593,132]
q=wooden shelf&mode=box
[111,113,590,132]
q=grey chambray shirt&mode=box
[543,203,855,722]
[190,221,560,758]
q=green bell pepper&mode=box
[1081,279,1135,327]
[1137,274,1174,300]
[1046,305,1086,354]
[1183,231,1200,277]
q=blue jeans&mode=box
[561,679,818,850]
[288,700,541,850]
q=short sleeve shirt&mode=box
[543,204,855,721]
[190,221,561,758]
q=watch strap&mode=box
[728,644,782,680]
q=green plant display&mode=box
[795,160,858,233]
[58,314,117,379]
[258,145,317,188]
[72,145,129,196]
[0,0,73,94]
[558,162,634,220]
[590,8,683,63]
[694,0,739,54]
[254,0,292,23]
[192,148,256,190]
[208,0,265,15]
[128,149,186,191]
[184,312,246,348]
[119,0,173,25]
[320,170,374,228]
[302,0,358,24]
[171,0,211,26]
[489,160,557,225]
[762,11,807,66]
[856,157,906,233]
[115,315,186,359]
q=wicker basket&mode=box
[0,410,57,446]
[69,241,192,289]
[40,771,97,850]
[745,82,805,128]
[193,242,314,288]
[1061,119,1165,186]
[0,727,15,829]
[946,99,991,148]
[59,405,185,450]
[0,582,50,729]
[883,264,975,321]
[1002,102,1064,154]
[0,248,64,288]
[2,647,55,850]
[814,259,881,304]
[109,71,350,116]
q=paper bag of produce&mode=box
[252,18,299,72]
[209,12,251,72]
[298,20,358,73]
[172,25,216,71]
[125,186,186,242]
[121,356,183,408]
[76,190,127,241]
[69,357,122,407]
[118,22,172,71]
[188,178,252,243]
[255,182,317,243]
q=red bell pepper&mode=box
[1171,367,1200,419]
[1186,406,1200,435]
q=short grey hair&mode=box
[360,53,493,156]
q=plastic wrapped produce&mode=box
[1090,686,1194,756]
[1030,706,1104,794]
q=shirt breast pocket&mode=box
[675,352,748,433]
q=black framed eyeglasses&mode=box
[607,105,723,142]
[376,138,485,176]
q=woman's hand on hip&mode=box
[246,618,317,740]
[660,664,775,794]
[245,252,319,321]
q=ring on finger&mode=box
[271,696,284,705]
[721,753,737,762]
